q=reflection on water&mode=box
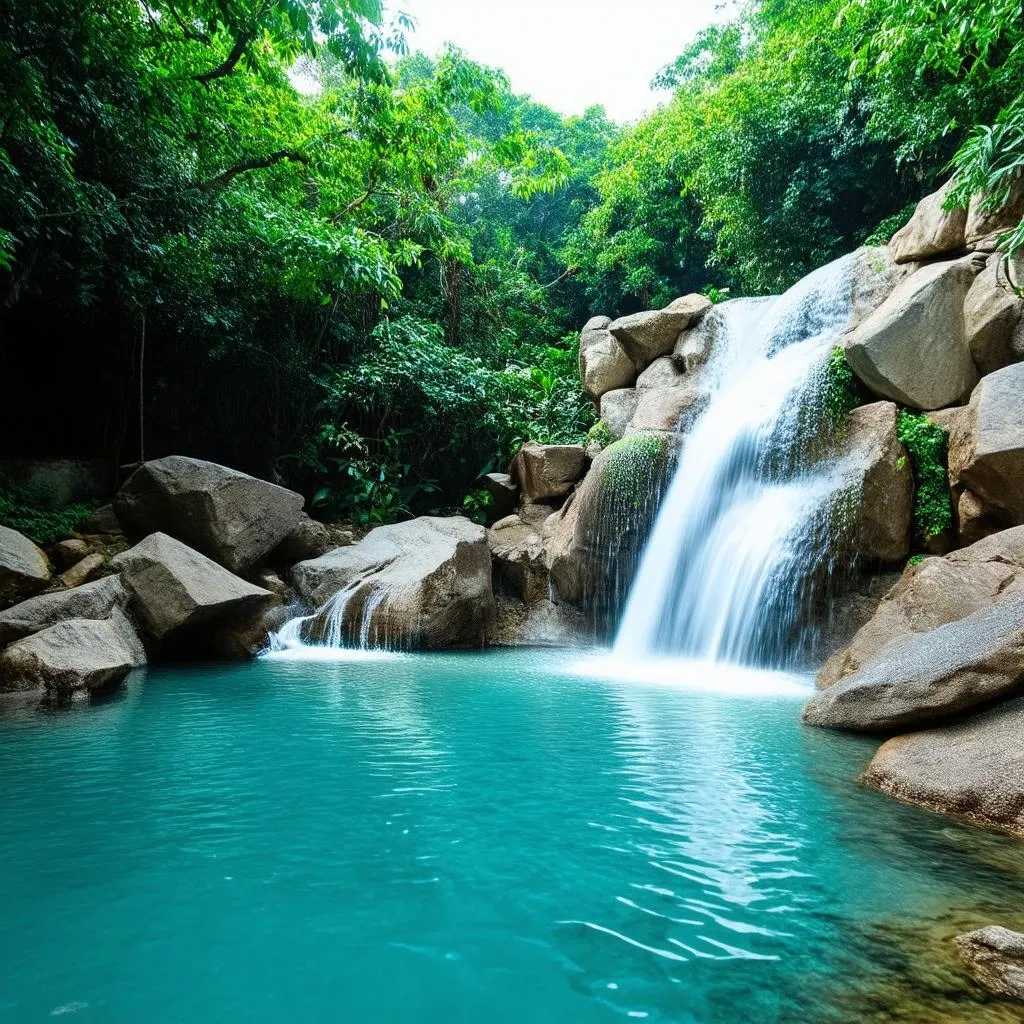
[0,650,1022,1023]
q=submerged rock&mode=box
[0,526,51,609]
[509,443,587,504]
[114,455,305,573]
[818,525,1024,687]
[949,362,1024,524]
[803,593,1024,732]
[0,615,144,696]
[844,255,984,411]
[111,532,274,649]
[609,294,712,372]
[889,180,967,263]
[578,315,635,402]
[0,575,130,646]
[291,516,495,649]
[863,698,1024,838]
[955,927,1024,1000]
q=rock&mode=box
[963,253,1024,374]
[925,405,967,436]
[291,516,495,649]
[579,315,635,402]
[519,502,558,527]
[251,567,292,601]
[111,532,274,647]
[488,514,549,605]
[818,525,1024,688]
[949,362,1024,523]
[270,514,334,565]
[489,595,589,647]
[54,538,89,569]
[966,177,1024,251]
[509,443,587,504]
[955,926,1024,1000]
[843,255,984,410]
[0,526,51,609]
[841,402,914,563]
[847,247,909,332]
[803,593,1024,732]
[76,504,122,537]
[600,388,638,439]
[863,697,1024,837]
[114,456,305,573]
[0,616,143,697]
[609,294,712,372]
[672,297,776,373]
[889,180,968,263]
[58,552,106,590]
[957,489,1004,546]
[0,575,130,646]
[547,433,670,610]
[481,472,519,519]
[627,383,705,434]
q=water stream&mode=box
[614,254,859,667]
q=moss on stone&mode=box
[600,432,670,508]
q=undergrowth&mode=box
[0,477,94,546]
[896,411,953,541]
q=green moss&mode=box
[601,433,670,508]
[0,490,94,546]
[822,347,868,426]
[586,420,615,451]
[897,411,953,541]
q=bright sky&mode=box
[391,0,730,123]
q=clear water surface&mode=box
[1,650,1022,1023]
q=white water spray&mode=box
[614,254,860,668]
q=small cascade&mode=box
[614,253,862,668]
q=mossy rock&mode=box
[600,433,670,505]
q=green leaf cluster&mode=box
[897,410,953,541]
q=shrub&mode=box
[0,477,94,546]
[586,420,614,451]
[821,347,867,426]
[897,411,953,540]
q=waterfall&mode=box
[613,254,860,668]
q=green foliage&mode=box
[601,433,670,508]
[862,203,918,246]
[821,347,867,425]
[897,411,953,541]
[0,478,95,547]
[906,554,926,567]
[586,421,615,451]
[461,488,494,525]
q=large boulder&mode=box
[488,514,549,605]
[843,255,984,410]
[489,596,589,648]
[609,295,712,372]
[0,526,51,609]
[290,516,495,649]
[963,253,1024,374]
[889,180,967,263]
[546,433,670,612]
[509,443,587,504]
[269,514,334,566]
[949,362,1024,524]
[111,532,275,648]
[862,698,1024,838]
[955,927,1024,1000]
[803,593,1024,732]
[600,389,638,439]
[578,315,635,402]
[0,616,144,697]
[481,472,518,519]
[0,575,130,646]
[114,456,305,573]
[819,526,1024,688]
[966,178,1024,251]
[841,402,913,563]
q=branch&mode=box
[541,266,578,289]
[195,30,252,83]
[196,150,309,191]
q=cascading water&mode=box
[613,253,861,669]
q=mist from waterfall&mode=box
[613,254,859,668]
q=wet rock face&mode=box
[803,593,1024,732]
[114,455,305,574]
[862,698,1024,838]
[955,927,1024,1000]
[843,255,984,411]
[291,516,495,650]
[949,362,1024,525]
